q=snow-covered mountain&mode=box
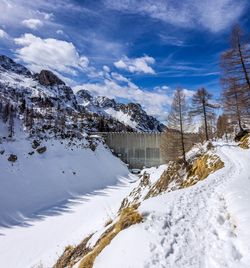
[0,55,165,134]
[76,89,166,132]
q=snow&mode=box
[0,141,129,227]
[0,176,136,268]
[1,140,250,268]
[0,121,129,226]
[93,142,250,268]
[104,107,138,129]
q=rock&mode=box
[8,154,17,162]
[0,150,5,155]
[0,55,31,76]
[76,89,93,103]
[37,146,47,154]
[35,70,65,86]
[235,129,249,142]
[28,151,34,155]
[32,140,41,149]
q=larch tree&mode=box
[221,25,250,111]
[166,88,191,164]
[222,78,248,131]
[216,114,233,140]
[8,105,15,138]
[190,87,216,141]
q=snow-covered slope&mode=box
[0,136,129,227]
[93,142,250,268]
[1,140,250,268]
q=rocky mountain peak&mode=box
[0,55,31,76]
[35,70,65,86]
[76,89,93,102]
[95,96,116,108]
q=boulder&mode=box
[36,146,47,154]
[8,154,17,162]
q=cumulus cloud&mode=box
[105,0,247,32]
[114,55,155,74]
[0,29,8,39]
[14,33,89,75]
[22,19,43,30]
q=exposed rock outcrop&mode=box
[35,70,65,86]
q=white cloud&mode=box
[74,75,171,120]
[22,19,43,30]
[56,29,64,35]
[14,33,89,76]
[183,88,195,98]
[0,29,8,39]
[114,55,155,74]
[103,65,110,72]
[105,0,247,32]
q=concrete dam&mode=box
[95,132,166,169]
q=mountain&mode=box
[0,55,165,136]
[76,89,166,132]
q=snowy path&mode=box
[145,145,245,268]
[94,143,250,268]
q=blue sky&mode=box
[0,0,249,120]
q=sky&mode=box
[0,0,249,121]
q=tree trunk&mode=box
[202,97,209,141]
[178,96,186,164]
[234,89,243,131]
[236,34,250,92]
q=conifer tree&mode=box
[222,78,248,131]
[221,25,250,110]
[166,88,190,164]
[190,88,216,141]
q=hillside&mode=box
[0,136,249,267]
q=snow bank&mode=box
[0,135,129,226]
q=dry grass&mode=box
[239,134,250,149]
[145,161,183,199]
[53,234,93,268]
[79,205,143,268]
[181,153,224,188]
[119,172,150,211]
[145,151,224,199]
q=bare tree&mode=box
[221,25,250,107]
[2,102,10,123]
[166,88,190,164]
[8,105,15,138]
[216,114,233,140]
[24,106,34,130]
[222,78,248,131]
[190,88,216,141]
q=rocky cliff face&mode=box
[0,55,31,76]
